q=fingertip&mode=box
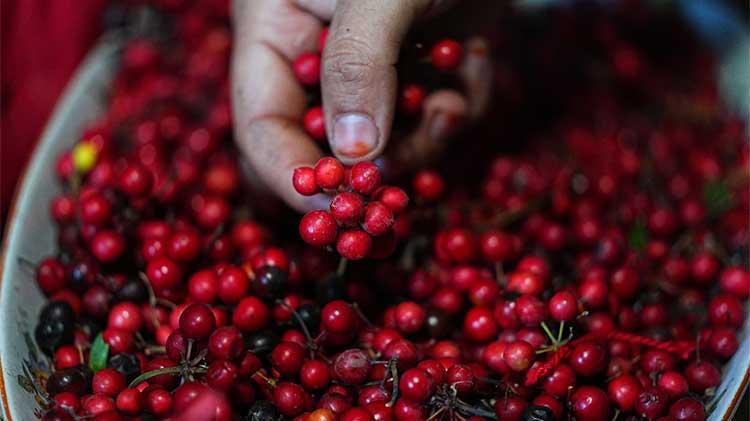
[460,36,493,119]
[329,112,382,165]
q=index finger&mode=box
[231,0,330,212]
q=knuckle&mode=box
[324,36,377,88]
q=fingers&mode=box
[391,37,492,170]
[392,90,468,168]
[459,37,493,119]
[321,0,433,165]
[231,0,330,212]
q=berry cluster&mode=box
[294,157,409,260]
[23,2,750,421]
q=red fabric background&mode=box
[1,0,107,226]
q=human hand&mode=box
[231,0,494,212]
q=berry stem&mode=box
[337,257,348,277]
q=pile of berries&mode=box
[23,2,750,421]
[294,158,409,260]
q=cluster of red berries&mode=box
[26,2,750,421]
[294,157,409,260]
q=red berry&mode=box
[413,170,444,201]
[374,186,409,214]
[399,84,426,115]
[333,349,371,385]
[37,258,67,295]
[569,342,606,377]
[503,340,535,372]
[463,307,497,342]
[304,107,326,141]
[108,302,143,332]
[669,397,706,421]
[91,230,126,263]
[299,210,338,247]
[548,291,579,321]
[208,326,244,360]
[330,192,365,225]
[92,368,125,397]
[399,368,434,402]
[336,229,372,260]
[274,382,306,417]
[119,164,153,197]
[315,157,345,189]
[322,300,357,334]
[318,27,329,52]
[607,374,642,412]
[362,202,394,236]
[293,167,319,196]
[271,341,306,376]
[179,303,216,340]
[293,52,321,86]
[79,193,112,226]
[146,256,182,291]
[301,359,331,391]
[350,162,381,195]
[431,39,463,71]
[232,297,269,332]
[570,386,610,421]
[394,301,425,334]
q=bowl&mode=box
[0,37,748,421]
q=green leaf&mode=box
[703,180,733,218]
[89,333,109,373]
[628,219,648,252]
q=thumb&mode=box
[322,0,432,164]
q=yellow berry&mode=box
[72,142,97,173]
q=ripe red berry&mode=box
[413,170,444,201]
[299,210,338,247]
[91,230,126,263]
[333,349,371,385]
[274,382,306,417]
[292,167,319,197]
[607,374,642,412]
[399,84,426,115]
[336,229,372,260]
[362,202,394,236]
[146,256,182,291]
[232,297,269,332]
[669,397,706,421]
[301,359,331,391]
[315,157,345,189]
[330,192,365,225]
[399,368,434,402]
[293,52,321,86]
[350,162,381,195]
[503,340,535,372]
[92,368,125,397]
[463,307,497,342]
[394,301,425,334]
[304,107,326,141]
[119,164,153,197]
[208,326,244,361]
[374,186,409,214]
[108,302,143,332]
[179,303,216,340]
[431,39,463,71]
[570,386,610,421]
[548,291,579,321]
[79,193,112,226]
[322,300,357,334]
[569,342,607,377]
[36,258,67,295]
